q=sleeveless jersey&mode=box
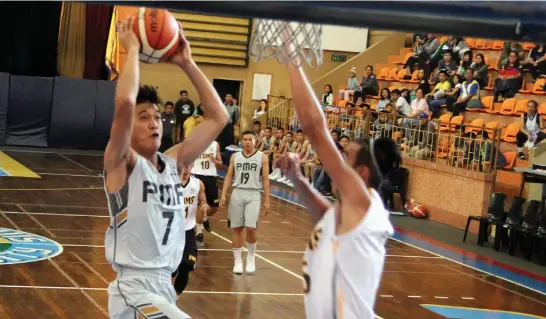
[286,141,296,152]
[302,189,393,319]
[262,137,272,151]
[182,176,200,231]
[191,141,218,176]
[104,153,185,273]
[232,150,263,190]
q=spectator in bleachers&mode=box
[391,89,411,116]
[498,42,525,69]
[413,69,431,99]
[294,129,306,154]
[451,69,482,116]
[453,37,471,63]
[516,100,546,159]
[339,67,360,101]
[373,110,393,139]
[321,84,334,108]
[494,51,523,102]
[427,70,451,117]
[253,120,264,149]
[258,126,275,155]
[470,130,503,172]
[403,34,426,74]
[470,53,488,88]
[352,65,379,104]
[301,144,319,183]
[421,34,440,76]
[524,44,546,80]
[403,88,430,130]
[376,88,391,111]
[437,50,457,78]
[457,51,473,75]
[339,104,356,134]
[253,99,268,120]
[401,88,411,104]
[430,36,455,71]
[445,74,463,113]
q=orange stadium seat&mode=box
[466,38,476,49]
[439,36,448,44]
[523,42,536,50]
[377,67,390,80]
[468,96,494,112]
[409,70,420,83]
[518,78,533,94]
[395,52,412,65]
[386,67,399,81]
[474,39,488,49]
[503,151,517,170]
[483,76,495,91]
[502,122,520,143]
[532,79,546,95]
[513,99,528,115]
[498,98,517,115]
[491,41,504,50]
[487,57,498,70]
[449,115,464,132]
[485,120,500,139]
[538,102,546,116]
[438,113,453,132]
[464,118,485,134]
[396,69,409,82]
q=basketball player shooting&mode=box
[220,130,270,274]
[172,163,208,296]
[103,16,229,319]
[276,31,399,318]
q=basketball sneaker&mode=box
[204,219,212,232]
[196,233,204,247]
[246,256,256,273]
[233,260,244,274]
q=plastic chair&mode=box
[386,67,399,81]
[485,120,500,139]
[513,99,528,115]
[496,196,526,250]
[532,78,546,95]
[491,40,504,50]
[498,98,517,115]
[449,115,464,132]
[463,192,507,245]
[502,122,520,143]
[377,67,390,80]
[508,200,540,258]
[438,113,453,132]
[502,152,517,170]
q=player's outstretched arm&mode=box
[165,29,229,167]
[104,17,139,187]
[220,154,236,207]
[278,153,330,223]
[261,153,270,215]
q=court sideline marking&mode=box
[57,153,94,172]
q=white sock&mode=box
[517,147,523,153]
[247,242,256,260]
[233,248,242,263]
[196,224,203,234]
[204,215,209,222]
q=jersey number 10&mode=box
[200,161,210,170]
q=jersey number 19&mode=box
[240,172,250,184]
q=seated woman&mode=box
[451,69,482,116]
[456,51,473,75]
[470,53,488,88]
[494,51,523,102]
[321,84,334,109]
[253,99,268,120]
[524,44,546,80]
[376,88,391,111]
[516,100,546,159]
[352,65,379,104]
[338,67,359,101]
[445,74,463,114]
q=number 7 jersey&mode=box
[232,150,263,190]
[103,153,186,274]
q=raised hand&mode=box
[165,25,193,68]
[278,152,303,182]
[118,16,140,53]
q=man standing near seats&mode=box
[160,101,176,152]
[221,130,270,274]
[174,90,195,142]
[217,94,240,154]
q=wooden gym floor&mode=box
[0,149,545,319]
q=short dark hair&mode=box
[265,126,272,131]
[253,120,262,126]
[165,101,174,107]
[443,50,453,56]
[366,65,373,71]
[286,131,293,136]
[391,89,401,96]
[529,100,538,108]
[340,135,350,142]
[137,85,162,105]
[241,130,256,138]
[297,129,303,133]
[277,127,284,132]
[180,90,188,95]
[353,137,401,189]
[438,70,448,76]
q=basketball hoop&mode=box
[249,19,323,69]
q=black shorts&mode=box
[194,174,219,207]
[172,229,198,277]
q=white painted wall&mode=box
[322,25,368,52]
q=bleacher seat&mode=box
[502,122,520,143]
[485,120,500,139]
[513,99,528,116]
[503,151,517,170]
[498,98,517,115]
[377,68,390,80]
[464,118,485,134]
[532,79,546,95]
[449,115,464,132]
[491,41,504,50]
[438,113,453,132]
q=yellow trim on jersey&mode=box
[116,209,128,227]
[0,152,40,178]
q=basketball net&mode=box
[249,19,323,69]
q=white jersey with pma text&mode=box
[232,150,263,190]
[182,176,200,231]
[303,189,394,319]
[191,141,218,176]
[104,153,186,274]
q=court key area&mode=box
[0,150,545,318]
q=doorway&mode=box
[212,79,243,105]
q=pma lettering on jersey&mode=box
[143,181,184,205]
[236,162,258,171]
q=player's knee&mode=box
[233,227,244,234]
[245,227,257,241]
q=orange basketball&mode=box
[412,204,428,219]
[133,7,180,63]
[406,202,416,216]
